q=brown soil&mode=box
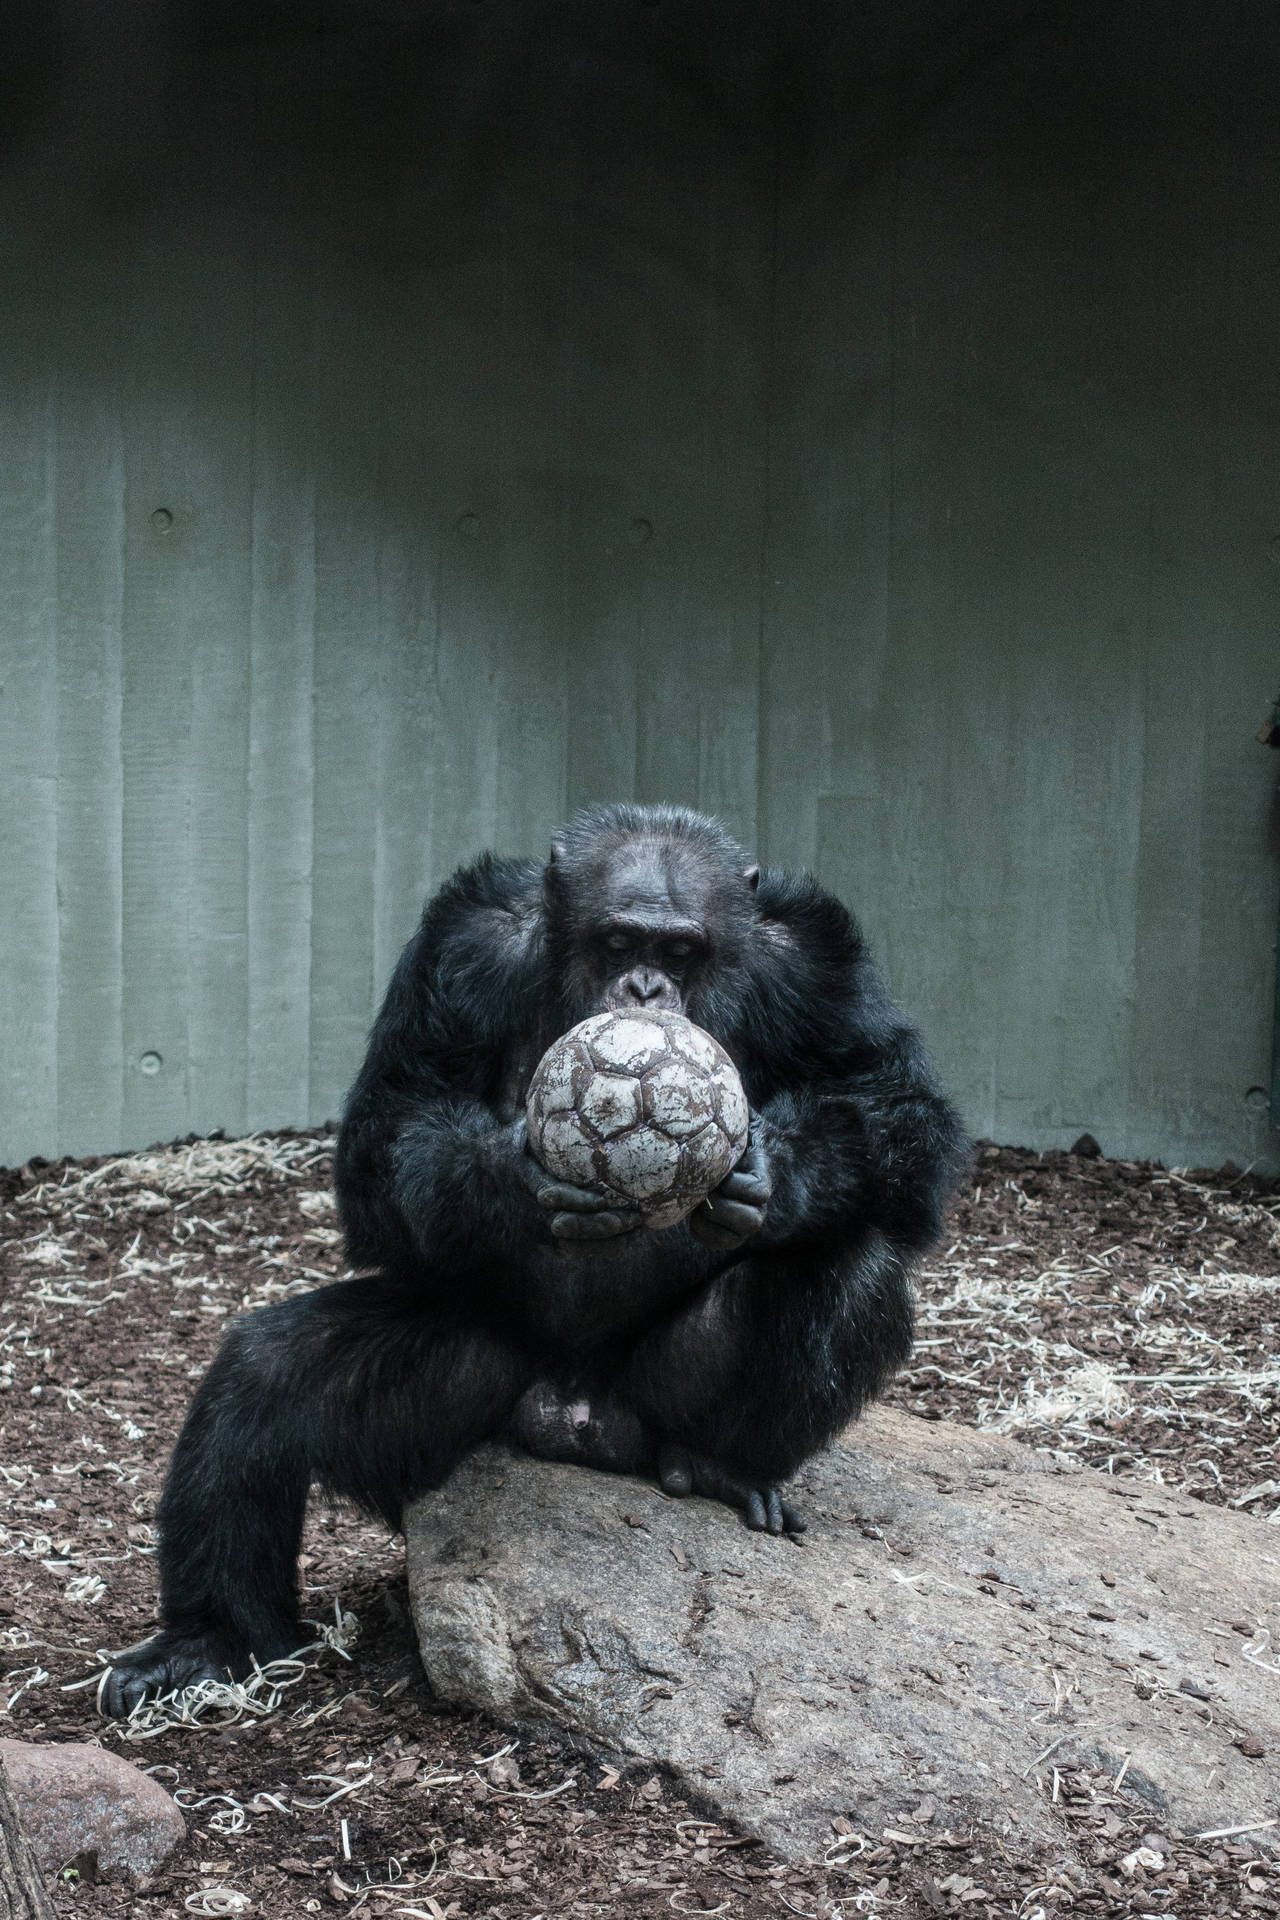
[1,1133,1278,1920]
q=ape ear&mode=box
[743,864,760,892]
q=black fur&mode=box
[101,804,966,1715]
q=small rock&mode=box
[1179,1678,1212,1701]
[0,1738,186,1877]
[1070,1133,1102,1159]
[1235,1735,1266,1759]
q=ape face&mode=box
[585,846,713,1014]
[552,836,733,1022]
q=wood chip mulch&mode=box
[1,1132,1278,1920]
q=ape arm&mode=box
[752,1020,965,1256]
[387,1102,544,1266]
[335,856,559,1279]
[702,871,967,1261]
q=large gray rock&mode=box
[406,1409,1280,1862]
[0,1740,186,1877]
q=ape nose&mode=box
[623,968,665,1004]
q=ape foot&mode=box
[658,1444,806,1535]
[98,1625,288,1719]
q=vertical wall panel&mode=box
[118,422,196,1151]
[757,81,898,871]
[0,354,58,1158]
[307,285,385,1126]
[54,369,125,1159]
[367,414,442,1003]
[246,239,318,1134]
[118,210,256,1149]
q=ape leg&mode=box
[101,1277,529,1716]
[620,1231,913,1533]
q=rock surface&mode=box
[0,1739,186,1877]
[406,1409,1280,1862]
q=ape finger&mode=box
[731,1130,772,1185]
[688,1211,748,1250]
[550,1208,644,1242]
[781,1502,807,1534]
[696,1197,764,1239]
[715,1165,771,1206]
[537,1181,628,1213]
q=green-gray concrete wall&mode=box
[2,2,1277,1171]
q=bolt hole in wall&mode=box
[138,1053,163,1078]
[150,507,173,532]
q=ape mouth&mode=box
[599,985,683,1014]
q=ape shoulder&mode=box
[420,852,546,977]
[403,854,547,1029]
[347,853,548,1105]
[736,868,897,1069]
[752,868,864,970]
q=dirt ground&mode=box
[1,1132,1279,1920]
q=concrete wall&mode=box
[1,1,1277,1170]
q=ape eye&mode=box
[604,932,631,953]
[666,941,693,961]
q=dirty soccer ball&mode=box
[526,1009,750,1230]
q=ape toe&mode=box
[743,1489,769,1530]
[657,1446,695,1497]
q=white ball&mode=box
[526,1009,750,1229]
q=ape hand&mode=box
[689,1124,771,1250]
[657,1442,805,1535]
[510,1119,644,1249]
[539,1180,646,1249]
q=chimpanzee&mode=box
[101,802,965,1714]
